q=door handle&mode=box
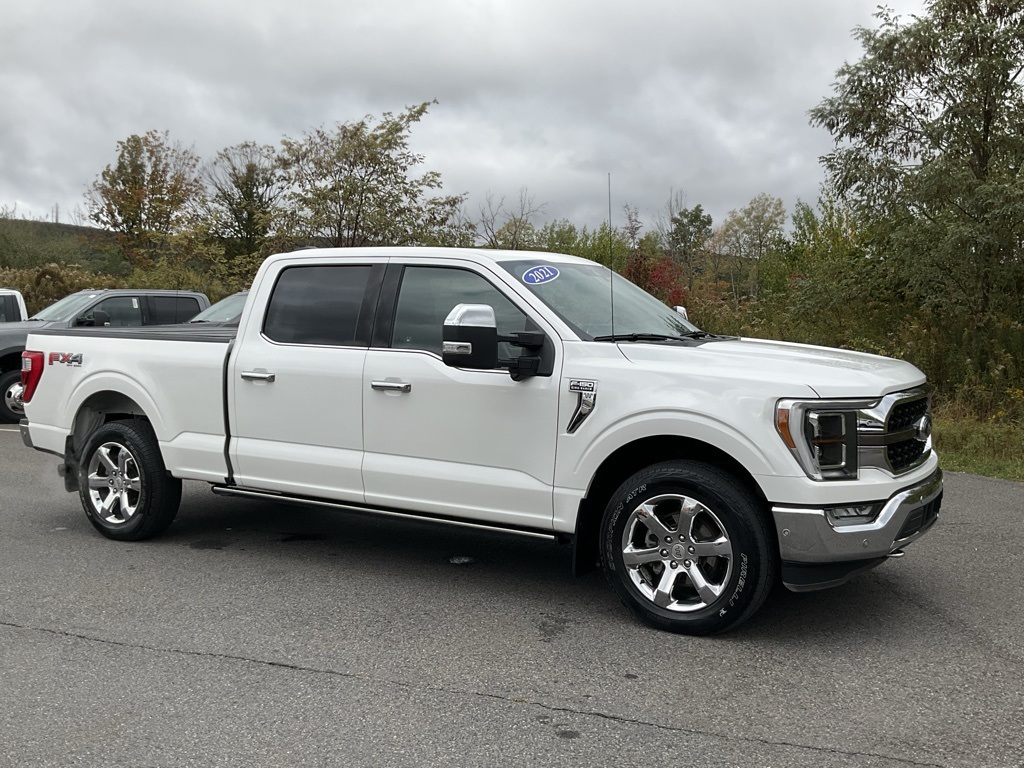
[241,370,276,382]
[371,380,412,393]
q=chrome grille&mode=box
[857,389,932,475]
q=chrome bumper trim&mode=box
[772,469,942,564]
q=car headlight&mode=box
[775,399,872,481]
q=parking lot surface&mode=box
[1,426,1022,767]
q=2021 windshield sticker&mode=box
[522,265,559,285]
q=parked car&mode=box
[0,288,209,422]
[186,291,248,327]
[0,288,28,323]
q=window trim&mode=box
[259,263,385,348]
[376,262,541,360]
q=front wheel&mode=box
[77,420,182,541]
[600,461,777,635]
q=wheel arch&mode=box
[571,435,775,576]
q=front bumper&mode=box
[772,468,942,591]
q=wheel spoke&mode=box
[691,536,731,558]
[88,473,109,490]
[636,502,672,540]
[686,562,724,606]
[678,498,701,540]
[126,476,142,493]
[117,450,132,476]
[622,546,663,567]
[97,446,117,474]
[99,490,117,515]
[653,566,680,608]
[119,491,135,517]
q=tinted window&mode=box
[0,296,10,322]
[89,296,143,326]
[264,265,372,346]
[149,296,202,324]
[392,267,530,356]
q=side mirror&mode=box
[442,304,499,370]
[674,306,689,321]
[92,310,111,327]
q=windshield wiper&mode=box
[592,332,685,342]
[592,331,716,343]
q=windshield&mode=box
[30,292,100,322]
[499,261,699,340]
[190,291,248,324]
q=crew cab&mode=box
[18,248,941,634]
[0,288,209,422]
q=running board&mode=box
[211,485,561,542]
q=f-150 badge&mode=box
[567,380,597,433]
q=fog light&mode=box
[825,504,880,527]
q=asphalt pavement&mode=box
[1,426,1022,767]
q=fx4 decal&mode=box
[48,352,83,367]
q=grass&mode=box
[933,415,1024,482]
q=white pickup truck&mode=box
[19,247,942,634]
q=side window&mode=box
[0,297,9,322]
[90,296,143,327]
[149,296,201,324]
[264,265,372,346]
[392,266,531,357]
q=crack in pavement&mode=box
[1,619,947,767]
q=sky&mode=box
[1,0,926,235]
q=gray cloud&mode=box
[2,0,924,232]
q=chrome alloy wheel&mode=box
[621,493,734,612]
[4,381,24,416]
[87,441,143,525]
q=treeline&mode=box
[2,0,1024,424]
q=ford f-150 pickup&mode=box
[18,247,942,634]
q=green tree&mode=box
[719,193,786,302]
[279,101,470,247]
[668,204,713,292]
[202,141,286,258]
[810,0,1024,402]
[86,130,205,268]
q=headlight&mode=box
[776,399,872,481]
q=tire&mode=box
[600,460,777,635]
[77,420,182,541]
[1,369,23,424]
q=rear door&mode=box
[229,261,385,501]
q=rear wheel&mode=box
[600,460,776,635]
[0,369,23,423]
[78,420,181,541]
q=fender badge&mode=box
[569,379,597,393]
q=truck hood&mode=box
[617,337,925,399]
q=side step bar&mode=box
[211,485,561,542]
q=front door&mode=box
[362,262,561,530]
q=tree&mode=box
[809,0,1024,397]
[86,130,205,268]
[279,101,470,247]
[668,204,714,292]
[719,193,786,301]
[202,142,286,258]
[477,188,545,249]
